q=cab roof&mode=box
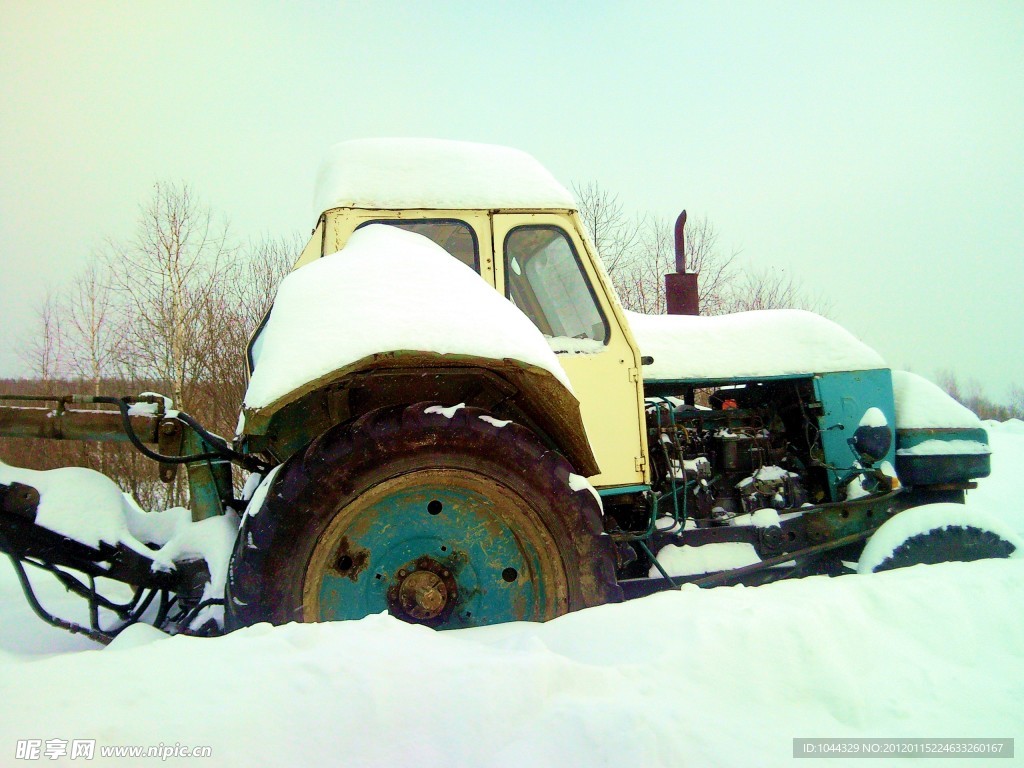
[312,138,577,216]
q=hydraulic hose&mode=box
[89,396,269,473]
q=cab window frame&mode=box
[355,217,480,273]
[502,224,610,346]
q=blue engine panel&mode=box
[813,369,897,500]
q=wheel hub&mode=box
[386,557,458,625]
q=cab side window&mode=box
[358,219,479,272]
[504,226,608,343]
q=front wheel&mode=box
[226,402,620,630]
[857,503,1021,574]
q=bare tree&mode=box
[9,183,303,509]
[573,181,741,314]
[937,369,963,404]
[104,181,235,409]
[574,180,830,318]
[629,214,741,315]
[202,233,299,440]
[1009,384,1024,419]
[572,181,645,277]
[63,260,116,396]
[92,182,239,506]
[234,234,301,329]
[722,267,832,315]
[606,217,670,314]
[594,210,740,316]
[19,288,64,383]
[936,370,1024,422]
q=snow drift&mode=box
[1,560,1021,768]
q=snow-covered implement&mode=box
[1,139,1018,643]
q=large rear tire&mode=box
[226,402,620,630]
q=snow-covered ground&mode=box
[1,422,1022,767]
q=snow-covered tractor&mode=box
[0,139,1018,643]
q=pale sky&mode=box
[2,1,1022,398]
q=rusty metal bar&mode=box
[686,527,879,588]
[0,404,161,444]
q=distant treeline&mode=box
[937,371,1024,423]
[4,181,296,510]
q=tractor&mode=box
[0,139,1016,643]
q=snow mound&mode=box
[3,559,1023,767]
[0,461,238,625]
[244,225,572,409]
[969,424,1024,538]
[2,421,1024,766]
[993,417,1024,435]
[627,309,885,381]
[313,138,576,216]
[105,623,169,651]
[891,370,982,429]
[0,462,145,554]
[651,541,762,577]
[859,406,888,428]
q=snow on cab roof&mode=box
[312,138,576,216]
[627,309,886,381]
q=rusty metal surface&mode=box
[0,482,39,520]
[665,209,700,315]
[331,536,370,582]
[673,210,688,273]
[0,403,161,444]
[688,528,878,588]
[387,557,459,624]
[157,419,184,482]
[665,272,699,316]
[243,353,600,477]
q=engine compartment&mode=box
[646,379,831,524]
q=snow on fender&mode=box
[243,225,573,411]
[857,503,1023,574]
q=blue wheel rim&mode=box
[302,469,566,628]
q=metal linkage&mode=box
[0,488,225,643]
[0,392,269,473]
[1,547,172,645]
[171,598,226,635]
[3,544,225,644]
[88,396,269,473]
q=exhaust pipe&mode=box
[665,209,699,315]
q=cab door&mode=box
[491,212,647,487]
